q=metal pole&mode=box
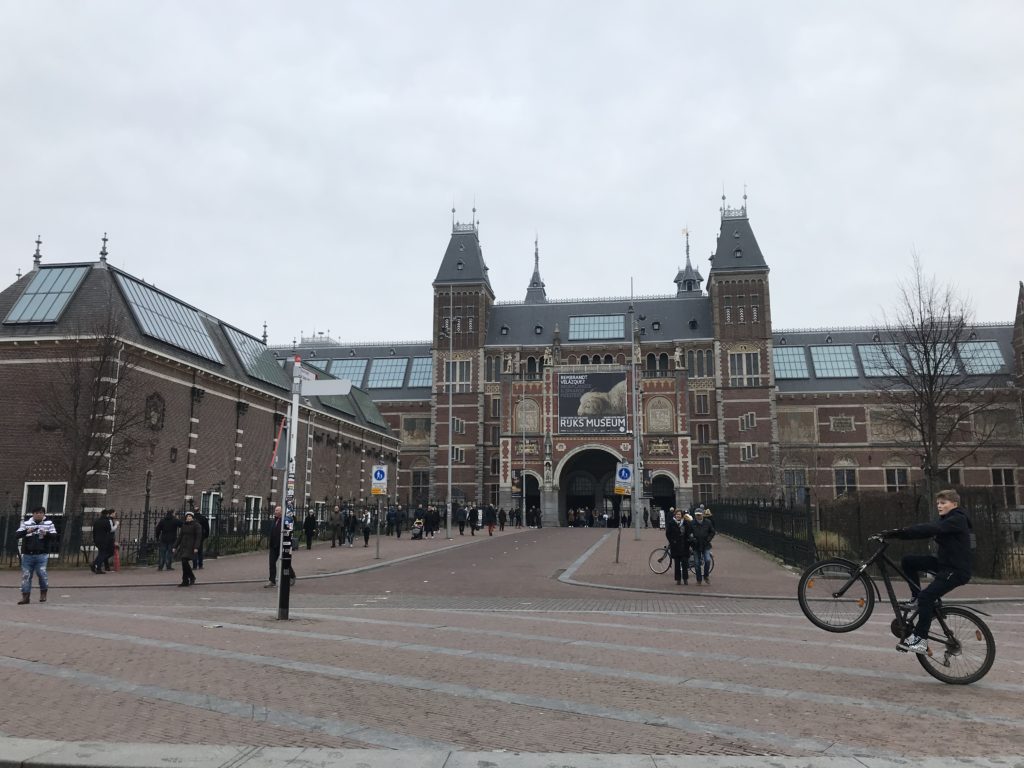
[521,392,526,526]
[630,300,642,541]
[278,355,301,620]
[446,284,454,540]
[375,497,381,559]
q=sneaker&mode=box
[899,597,918,611]
[264,582,276,588]
[897,634,928,654]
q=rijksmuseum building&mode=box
[1,201,1021,526]
[280,201,1024,524]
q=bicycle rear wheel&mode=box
[916,606,995,685]
[648,547,671,575]
[688,551,714,576]
[797,558,874,632]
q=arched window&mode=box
[567,355,578,365]
[705,350,715,376]
[485,356,493,382]
[687,350,695,373]
[646,353,657,371]
[659,353,669,371]
[580,355,590,365]
[527,356,537,374]
[616,353,626,365]
[696,351,705,377]
[604,354,613,365]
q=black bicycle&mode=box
[797,534,995,685]
[648,545,715,577]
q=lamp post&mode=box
[629,301,642,541]
[520,390,526,527]
[445,284,454,540]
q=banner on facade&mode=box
[511,469,522,498]
[557,371,628,434]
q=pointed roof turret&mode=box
[709,193,769,274]
[525,235,547,304]
[433,210,493,295]
[673,228,703,295]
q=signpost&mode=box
[614,462,632,495]
[278,357,352,620]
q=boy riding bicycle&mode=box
[882,489,972,655]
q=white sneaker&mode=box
[897,634,928,654]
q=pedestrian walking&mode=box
[17,506,57,604]
[666,509,692,586]
[303,512,317,550]
[498,508,506,531]
[361,510,372,546]
[329,505,342,547]
[155,510,181,571]
[484,505,497,536]
[174,511,201,587]
[691,508,715,585]
[456,505,468,535]
[90,509,115,574]
[344,507,358,546]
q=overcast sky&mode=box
[2,1,1022,346]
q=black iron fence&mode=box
[708,498,817,568]
[708,487,1023,580]
[1,507,272,569]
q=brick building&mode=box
[0,240,398,527]
[279,201,1024,525]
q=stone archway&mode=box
[556,447,621,526]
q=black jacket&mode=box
[891,507,972,578]
[92,515,114,547]
[666,517,691,557]
[155,514,181,544]
[691,519,715,548]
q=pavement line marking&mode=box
[0,654,456,752]
[3,620,894,758]
[40,608,1023,732]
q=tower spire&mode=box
[674,226,703,295]
[262,321,268,344]
[32,235,42,270]
[524,233,547,304]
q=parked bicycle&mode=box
[797,533,995,685]
[648,545,715,578]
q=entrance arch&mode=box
[555,446,623,526]
[651,472,678,515]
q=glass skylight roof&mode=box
[329,358,368,384]
[115,273,223,363]
[408,356,433,387]
[367,357,408,388]
[223,325,289,388]
[307,359,329,371]
[858,344,906,377]
[772,346,809,379]
[568,315,625,340]
[4,266,89,324]
[959,341,1004,375]
[809,345,858,378]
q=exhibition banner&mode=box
[557,371,628,434]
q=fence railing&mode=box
[708,498,816,568]
[1,507,274,569]
[708,487,1023,580]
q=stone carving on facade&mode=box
[646,397,674,433]
[648,438,672,456]
[543,347,553,367]
[673,345,683,370]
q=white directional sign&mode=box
[614,463,632,495]
[371,465,388,495]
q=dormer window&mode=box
[456,259,465,270]
[652,321,661,331]
[500,325,509,336]
[734,248,743,259]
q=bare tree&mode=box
[35,299,146,548]
[873,256,1003,499]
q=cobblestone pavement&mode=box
[2,527,1022,763]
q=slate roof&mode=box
[433,224,493,294]
[771,324,1017,394]
[272,340,434,403]
[709,208,768,274]
[0,262,393,436]
[485,294,715,347]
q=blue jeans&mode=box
[694,547,712,580]
[21,553,49,594]
[158,542,174,569]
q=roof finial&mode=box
[683,226,690,264]
[743,183,748,214]
[534,232,539,268]
[33,235,42,270]
[451,201,456,230]
[16,267,22,279]
[262,321,268,344]
[99,232,108,262]
[472,195,477,230]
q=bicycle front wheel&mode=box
[798,559,874,632]
[917,606,996,685]
[648,547,671,575]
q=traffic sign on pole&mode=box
[371,465,388,495]
[614,463,632,495]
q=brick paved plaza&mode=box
[1,527,1022,766]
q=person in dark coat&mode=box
[887,489,973,655]
[691,509,715,585]
[90,509,115,574]
[329,505,342,547]
[266,505,282,587]
[173,511,202,587]
[193,511,209,569]
[303,513,317,550]
[155,511,181,571]
[344,507,358,547]
[456,505,468,535]
[483,505,498,536]
[498,508,507,531]
[666,509,692,586]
